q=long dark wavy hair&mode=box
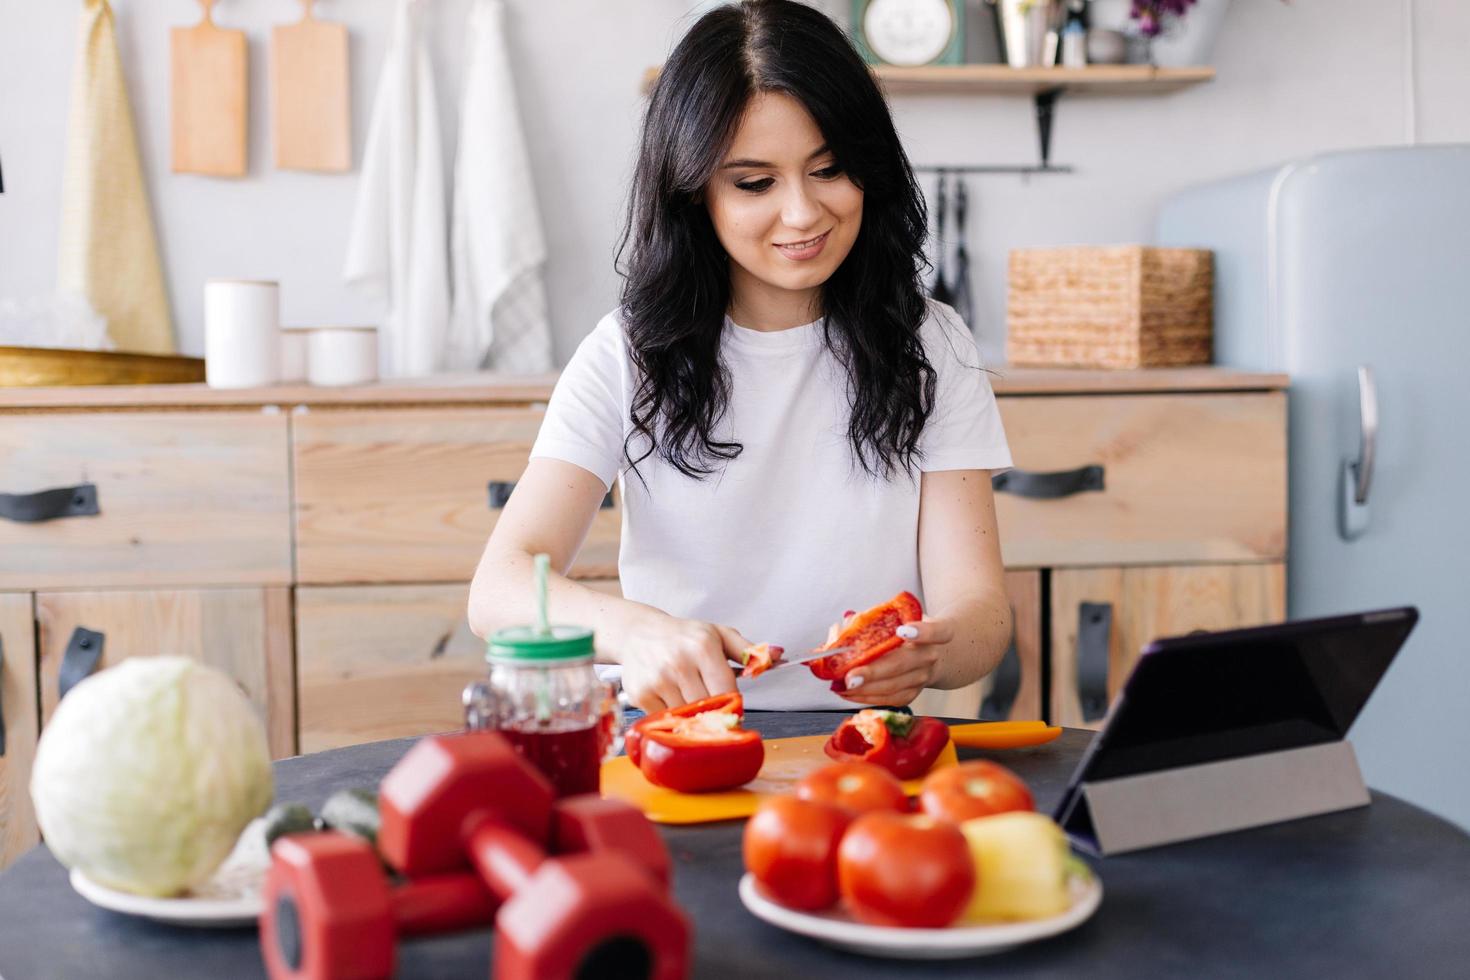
[615,0,935,482]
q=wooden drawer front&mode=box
[0,413,291,589]
[297,583,487,753]
[298,580,623,752]
[293,409,621,585]
[1,593,39,870]
[911,571,1042,722]
[35,589,296,758]
[994,393,1286,568]
[1049,563,1286,730]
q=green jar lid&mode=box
[487,625,595,663]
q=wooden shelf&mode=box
[872,64,1215,96]
[641,64,1214,97]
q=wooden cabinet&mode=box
[298,579,623,753]
[0,594,39,869]
[1048,563,1287,729]
[0,585,294,870]
[292,408,619,585]
[0,412,292,590]
[912,571,1042,722]
[916,376,1287,724]
[993,392,1287,567]
[33,589,296,759]
[0,368,1290,868]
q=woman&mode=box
[469,0,1013,714]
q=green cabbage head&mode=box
[30,656,274,897]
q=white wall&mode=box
[1,0,1467,367]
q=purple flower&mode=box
[1130,0,1198,37]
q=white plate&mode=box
[738,871,1102,959]
[67,819,270,929]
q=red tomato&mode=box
[743,796,851,911]
[795,762,909,815]
[918,760,1035,824]
[837,812,974,928]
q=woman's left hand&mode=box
[838,618,953,707]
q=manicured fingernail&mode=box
[896,625,919,639]
[845,674,865,691]
[843,609,855,618]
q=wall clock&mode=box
[852,0,964,67]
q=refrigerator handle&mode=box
[1339,365,1377,541]
[1352,366,1378,505]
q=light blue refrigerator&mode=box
[1157,145,1470,831]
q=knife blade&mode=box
[731,646,853,677]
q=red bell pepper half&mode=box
[738,642,784,679]
[807,591,924,691]
[629,692,764,793]
[824,709,950,781]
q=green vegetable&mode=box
[263,802,318,850]
[29,657,273,897]
[320,788,380,845]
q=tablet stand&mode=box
[1062,740,1371,856]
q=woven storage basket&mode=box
[1006,246,1213,369]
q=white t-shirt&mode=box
[530,299,1013,710]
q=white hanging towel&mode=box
[343,0,449,377]
[448,0,554,374]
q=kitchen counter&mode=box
[0,366,1288,411]
[0,714,1466,978]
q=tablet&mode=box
[1054,607,1418,836]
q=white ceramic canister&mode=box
[279,326,310,383]
[204,280,281,389]
[306,326,379,386]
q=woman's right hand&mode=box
[609,609,748,713]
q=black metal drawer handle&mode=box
[991,466,1104,500]
[980,641,1021,721]
[488,480,614,511]
[0,483,100,523]
[59,627,105,702]
[1077,601,1113,723]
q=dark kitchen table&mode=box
[2,712,1469,979]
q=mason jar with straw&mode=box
[463,554,625,797]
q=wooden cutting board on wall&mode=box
[171,0,248,176]
[271,1,351,172]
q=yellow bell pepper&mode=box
[959,811,1079,922]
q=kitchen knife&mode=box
[731,646,853,677]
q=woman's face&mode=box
[704,91,864,322]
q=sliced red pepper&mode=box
[807,591,924,691]
[638,704,764,793]
[625,692,742,768]
[738,642,784,679]
[824,710,951,780]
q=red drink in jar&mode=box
[498,720,602,798]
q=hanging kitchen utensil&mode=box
[951,176,976,326]
[929,171,956,305]
[271,0,352,172]
[171,0,248,176]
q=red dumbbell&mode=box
[379,731,690,980]
[260,832,496,980]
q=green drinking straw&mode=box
[533,553,551,636]
[533,552,553,722]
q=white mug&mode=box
[307,327,379,386]
[205,280,280,389]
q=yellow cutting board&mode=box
[171,1,248,176]
[271,1,351,172]
[601,734,959,825]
